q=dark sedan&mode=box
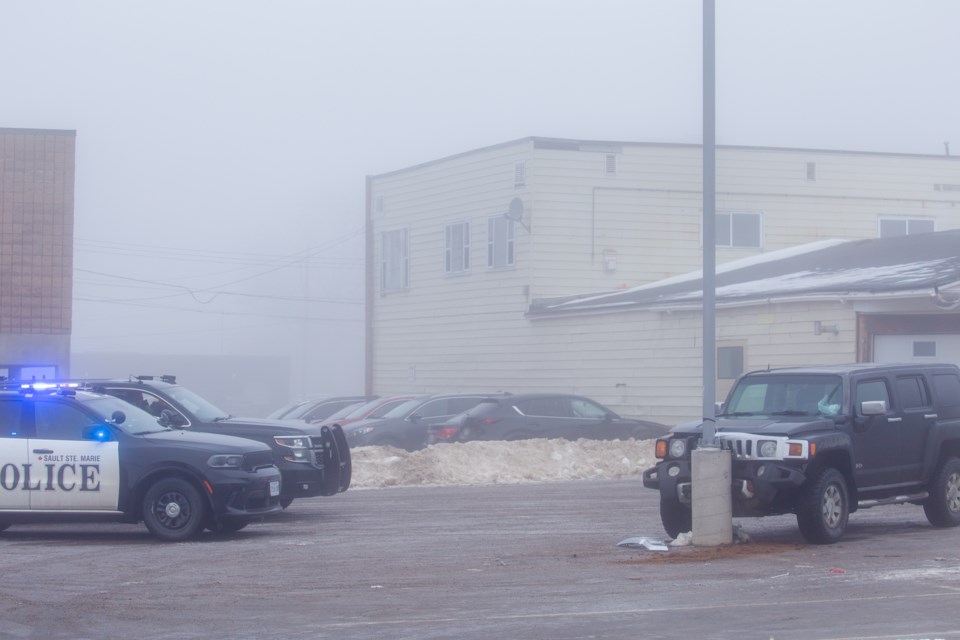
[424,393,668,445]
[343,393,506,451]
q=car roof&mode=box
[742,363,960,376]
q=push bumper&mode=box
[643,458,808,516]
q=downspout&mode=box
[364,176,375,395]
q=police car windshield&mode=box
[83,396,169,435]
[164,386,230,422]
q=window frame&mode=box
[715,211,763,248]
[487,216,516,270]
[444,221,471,274]
[878,217,936,238]
[380,227,409,292]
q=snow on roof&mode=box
[529,229,960,317]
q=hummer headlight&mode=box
[758,440,778,458]
[207,454,244,468]
[668,439,687,459]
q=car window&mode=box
[414,399,450,418]
[0,399,24,437]
[896,376,931,410]
[933,373,960,409]
[570,398,608,418]
[34,401,98,440]
[856,379,891,413]
[304,400,359,422]
[448,397,484,414]
[516,397,570,417]
[368,398,409,418]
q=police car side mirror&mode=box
[110,410,127,425]
[159,409,187,428]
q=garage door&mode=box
[873,334,960,368]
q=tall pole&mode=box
[691,0,731,547]
[701,0,717,446]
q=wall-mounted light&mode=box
[814,321,839,336]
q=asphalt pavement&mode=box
[1,479,959,640]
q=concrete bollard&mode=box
[691,447,732,546]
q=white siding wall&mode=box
[368,139,960,422]
[529,144,960,297]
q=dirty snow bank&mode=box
[350,438,657,489]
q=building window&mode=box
[913,341,936,357]
[716,212,762,248]
[879,217,936,238]
[445,221,470,273]
[380,228,408,292]
[514,161,526,187]
[806,162,816,181]
[487,216,515,269]
[717,346,744,379]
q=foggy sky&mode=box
[2,0,958,398]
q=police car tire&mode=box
[0,522,10,532]
[141,478,207,542]
[279,496,294,509]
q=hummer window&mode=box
[896,376,931,410]
[725,374,842,418]
[855,379,891,413]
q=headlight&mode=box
[274,435,311,463]
[351,426,376,437]
[758,440,778,458]
[207,454,244,468]
[668,439,687,459]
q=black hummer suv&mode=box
[88,376,351,509]
[643,363,960,544]
[0,382,282,541]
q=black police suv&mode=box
[90,376,350,508]
[0,382,282,541]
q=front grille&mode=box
[717,432,789,460]
[243,450,275,471]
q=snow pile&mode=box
[350,438,657,488]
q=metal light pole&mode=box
[691,0,732,546]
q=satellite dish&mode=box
[506,197,524,222]
[504,197,530,230]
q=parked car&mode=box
[320,395,418,428]
[343,393,507,451]
[644,363,960,544]
[89,376,351,509]
[267,395,377,423]
[424,393,669,445]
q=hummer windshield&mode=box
[724,374,843,419]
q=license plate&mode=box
[269,480,280,497]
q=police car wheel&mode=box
[142,478,207,542]
[0,522,10,532]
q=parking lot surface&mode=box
[2,479,959,640]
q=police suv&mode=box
[0,381,282,541]
[90,376,351,509]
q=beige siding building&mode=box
[0,128,76,381]
[365,137,960,424]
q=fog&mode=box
[2,1,958,405]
